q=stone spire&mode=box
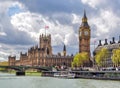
[63,44,66,56]
[81,9,89,28]
[63,44,66,51]
[83,9,87,19]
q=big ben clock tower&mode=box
[79,10,91,57]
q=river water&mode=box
[0,72,120,88]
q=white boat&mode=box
[67,73,75,79]
[54,72,75,78]
[54,73,60,77]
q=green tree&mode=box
[95,48,109,67]
[72,52,89,68]
[112,48,120,66]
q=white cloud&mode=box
[81,0,107,8]
[72,13,81,24]
[0,24,7,36]
[11,11,77,46]
[89,9,120,39]
[52,34,63,45]
[0,0,25,14]
[0,44,2,48]
[0,43,32,61]
[64,32,78,45]
[11,1,26,10]
[11,12,43,41]
[0,51,9,56]
[0,1,30,61]
[0,32,6,36]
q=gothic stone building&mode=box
[8,11,92,67]
[8,34,73,67]
[94,37,120,67]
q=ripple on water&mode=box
[0,74,120,88]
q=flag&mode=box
[45,26,49,29]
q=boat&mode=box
[53,72,75,79]
[67,72,75,79]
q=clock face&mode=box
[84,31,88,35]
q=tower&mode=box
[39,34,52,56]
[79,10,91,57]
[8,56,16,66]
[63,44,66,56]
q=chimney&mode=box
[110,41,112,44]
[112,37,115,44]
[104,39,108,45]
[118,36,120,43]
[98,40,102,46]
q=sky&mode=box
[0,0,120,61]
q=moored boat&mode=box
[53,72,75,79]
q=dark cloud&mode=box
[0,29,36,45]
[0,13,36,45]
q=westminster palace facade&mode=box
[8,11,92,67]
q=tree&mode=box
[112,48,120,67]
[95,48,109,67]
[72,52,89,68]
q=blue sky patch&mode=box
[8,5,24,16]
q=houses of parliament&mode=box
[8,11,92,67]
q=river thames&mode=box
[0,72,119,88]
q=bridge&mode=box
[0,65,52,72]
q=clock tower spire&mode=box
[79,10,91,57]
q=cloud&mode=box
[64,32,78,45]
[72,13,81,24]
[0,1,37,61]
[89,9,120,40]
[11,11,78,46]
[0,24,7,36]
[0,0,120,61]
[81,0,107,9]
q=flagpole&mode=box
[45,27,46,36]
[45,26,49,37]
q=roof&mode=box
[95,43,120,52]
